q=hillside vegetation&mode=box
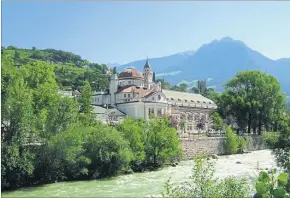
[2,46,110,91]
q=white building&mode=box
[91,60,217,135]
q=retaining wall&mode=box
[181,135,265,159]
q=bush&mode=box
[224,126,238,154]
[161,154,250,198]
[82,124,133,178]
[254,169,289,198]
[237,136,246,153]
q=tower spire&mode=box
[144,56,151,68]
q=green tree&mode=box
[156,79,171,90]
[153,72,156,82]
[14,50,20,62]
[211,112,223,131]
[79,81,93,114]
[220,70,285,135]
[146,117,182,166]
[1,75,36,189]
[264,127,290,190]
[82,125,133,178]
[191,86,200,94]
[117,117,146,167]
[179,83,188,92]
[33,126,91,183]
[224,126,238,154]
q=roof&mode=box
[91,105,126,116]
[117,85,153,98]
[119,68,144,80]
[162,89,217,109]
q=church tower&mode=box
[143,58,153,89]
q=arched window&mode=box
[158,95,161,100]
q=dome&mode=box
[119,68,144,79]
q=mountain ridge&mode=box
[118,37,290,95]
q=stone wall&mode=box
[181,135,265,159]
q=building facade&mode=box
[91,60,217,135]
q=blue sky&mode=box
[2,2,290,64]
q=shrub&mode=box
[161,154,250,198]
[224,126,238,154]
[237,136,246,153]
[254,169,289,198]
[82,124,133,178]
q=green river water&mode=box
[2,150,276,197]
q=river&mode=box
[2,150,277,197]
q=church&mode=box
[91,60,217,134]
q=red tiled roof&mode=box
[117,85,154,98]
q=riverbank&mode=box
[2,150,276,198]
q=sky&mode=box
[2,1,290,64]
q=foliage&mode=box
[117,117,147,167]
[237,136,247,153]
[224,126,238,154]
[254,169,289,198]
[211,112,223,131]
[264,127,290,191]
[33,126,90,183]
[218,70,286,135]
[2,47,110,92]
[161,154,250,198]
[79,81,93,114]
[171,83,188,92]
[156,78,171,90]
[82,125,133,178]
[146,117,183,166]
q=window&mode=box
[128,81,131,84]
[97,98,99,102]
[124,94,127,97]
[152,97,154,100]
[128,94,130,97]
[158,95,161,100]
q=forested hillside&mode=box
[2,46,110,91]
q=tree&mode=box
[79,81,93,114]
[224,126,238,154]
[117,117,146,167]
[14,50,20,62]
[219,70,285,135]
[153,72,156,82]
[146,117,182,166]
[191,86,200,94]
[264,126,290,190]
[82,125,133,178]
[156,79,171,90]
[1,75,36,189]
[179,83,188,92]
[211,112,223,131]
